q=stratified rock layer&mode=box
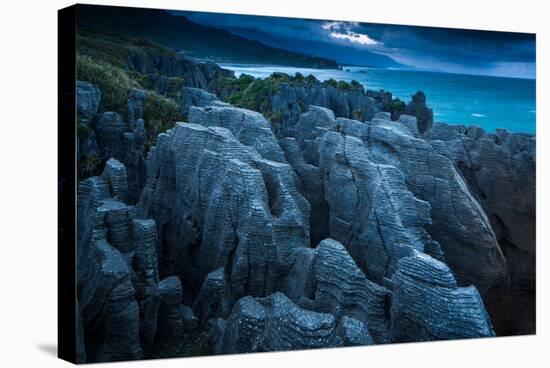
[76,79,532,362]
[390,251,495,341]
[425,122,536,334]
[136,106,310,302]
[216,292,342,354]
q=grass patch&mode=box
[77,123,93,137]
[383,98,406,116]
[142,91,184,149]
[77,54,138,113]
[79,153,101,177]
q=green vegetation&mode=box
[219,72,366,125]
[384,98,406,116]
[76,30,185,150]
[221,72,317,113]
[77,54,139,112]
[77,123,92,137]
[79,153,101,177]
[352,109,364,121]
[322,78,364,92]
[142,91,184,149]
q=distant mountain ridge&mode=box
[223,26,405,69]
[76,5,339,69]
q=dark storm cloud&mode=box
[350,23,535,64]
[172,10,535,77]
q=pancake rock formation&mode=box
[75,81,533,363]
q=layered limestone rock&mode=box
[271,82,381,138]
[188,105,287,162]
[77,161,187,362]
[307,239,390,342]
[179,87,226,116]
[136,108,310,301]
[126,89,146,124]
[347,113,506,296]
[77,82,147,202]
[216,292,343,354]
[192,268,233,324]
[93,111,146,203]
[403,91,433,133]
[76,86,533,361]
[95,112,127,160]
[278,106,508,334]
[337,316,375,346]
[101,158,129,203]
[77,81,101,118]
[425,122,536,334]
[389,251,495,341]
[316,126,444,282]
[83,240,142,362]
[132,219,159,287]
[155,276,185,350]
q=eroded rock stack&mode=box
[425,122,536,334]
[76,79,534,363]
[271,82,382,137]
[389,251,495,342]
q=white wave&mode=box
[471,113,486,118]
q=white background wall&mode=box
[0,0,547,366]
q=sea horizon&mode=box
[220,63,536,134]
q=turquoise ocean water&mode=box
[221,64,536,134]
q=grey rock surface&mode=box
[308,239,390,342]
[95,112,127,160]
[404,91,433,133]
[189,105,287,162]
[102,158,129,203]
[364,116,507,297]
[217,292,342,354]
[76,80,535,361]
[77,81,101,118]
[390,251,495,341]
[192,268,232,324]
[136,108,310,300]
[179,87,226,116]
[272,84,380,138]
[337,316,375,346]
[126,89,146,124]
[425,122,536,334]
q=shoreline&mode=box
[219,62,536,136]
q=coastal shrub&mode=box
[142,91,185,148]
[228,78,281,113]
[293,72,305,82]
[323,79,364,92]
[383,98,405,112]
[350,80,365,92]
[79,153,101,177]
[219,74,255,103]
[352,108,364,121]
[391,99,406,114]
[165,77,187,99]
[77,123,92,137]
[305,74,318,84]
[77,54,138,112]
[269,110,284,126]
[325,78,338,88]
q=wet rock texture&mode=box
[76,82,535,363]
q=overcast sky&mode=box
[173,11,535,78]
